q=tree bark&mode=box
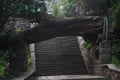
[0,14,103,50]
[23,14,103,43]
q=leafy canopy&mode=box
[0,0,45,28]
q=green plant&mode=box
[26,45,32,70]
[28,53,32,66]
[0,51,15,80]
[0,65,6,77]
[7,27,22,41]
[111,39,120,58]
[48,0,79,17]
[84,42,93,50]
[109,2,120,29]
[110,38,120,68]
[0,51,9,77]
[111,56,120,68]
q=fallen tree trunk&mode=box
[0,14,103,50]
[24,14,103,43]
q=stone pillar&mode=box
[9,42,28,74]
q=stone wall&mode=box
[101,64,120,80]
[77,37,94,74]
[99,42,112,64]
[78,40,112,75]
[9,42,28,74]
[87,41,120,80]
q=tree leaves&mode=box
[0,0,46,34]
[109,2,120,29]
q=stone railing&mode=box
[101,64,120,80]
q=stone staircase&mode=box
[28,36,106,80]
[35,36,88,76]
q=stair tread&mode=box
[35,37,88,75]
[34,75,106,80]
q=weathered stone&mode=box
[99,42,112,64]
[100,64,120,80]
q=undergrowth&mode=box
[111,38,120,68]
[84,42,93,50]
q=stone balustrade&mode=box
[100,64,120,80]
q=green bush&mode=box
[0,51,9,77]
[110,38,120,68]
[109,2,120,29]
[111,39,120,58]
[111,56,120,68]
[28,54,32,66]
[9,27,21,37]
[49,0,79,17]
[84,42,93,50]
[0,66,6,77]
[109,2,120,68]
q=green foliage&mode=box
[0,0,44,17]
[109,2,120,29]
[0,51,16,80]
[108,0,120,69]
[26,45,32,70]
[48,0,78,17]
[111,38,120,59]
[28,53,32,66]
[110,38,120,68]
[0,51,9,77]
[85,0,118,15]
[111,56,120,68]
[0,47,33,79]
[63,0,77,17]
[84,42,93,50]
[0,66,6,77]
[7,27,22,41]
[0,0,46,35]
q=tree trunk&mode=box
[23,15,103,43]
[0,14,103,50]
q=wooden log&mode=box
[0,14,103,50]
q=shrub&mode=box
[109,2,120,29]
[84,42,93,50]
[111,55,120,68]
[0,51,9,77]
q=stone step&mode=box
[35,37,88,75]
[28,75,106,80]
